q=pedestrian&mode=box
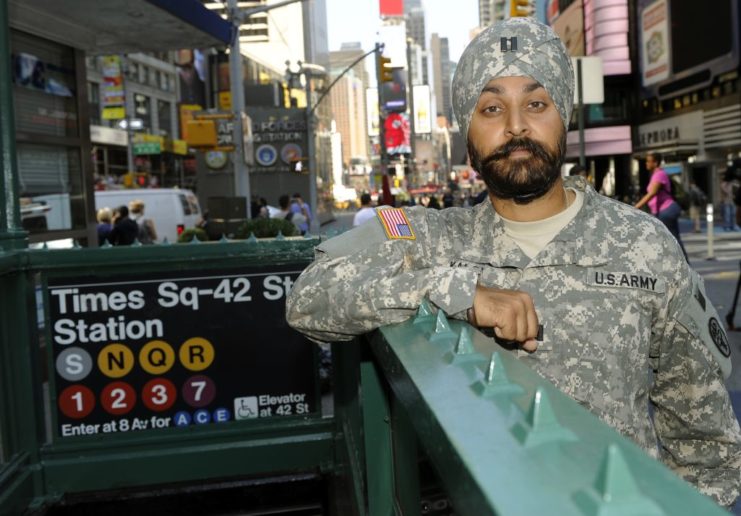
[634,152,687,260]
[721,169,738,231]
[688,180,707,233]
[290,193,312,234]
[353,193,376,227]
[427,195,441,209]
[286,17,740,508]
[107,205,139,246]
[129,199,157,244]
[96,207,112,246]
[272,194,306,234]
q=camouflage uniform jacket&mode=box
[286,177,741,506]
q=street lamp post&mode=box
[287,61,325,235]
[227,0,251,218]
[227,0,309,220]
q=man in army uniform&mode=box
[286,17,741,507]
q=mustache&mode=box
[480,137,552,166]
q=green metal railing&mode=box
[360,303,728,515]
[0,238,732,515]
[0,238,354,514]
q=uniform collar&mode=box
[462,176,610,268]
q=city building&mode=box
[8,0,229,245]
[430,33,452,123]
[86,52,189,190]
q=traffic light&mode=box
[378,55,393,83]
[510,0,532,17]
[290,158,308,174]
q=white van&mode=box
[94,188,202,244]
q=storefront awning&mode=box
[9,0,231,54]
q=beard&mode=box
[468,129,566,204]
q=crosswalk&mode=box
[684,232,741,263]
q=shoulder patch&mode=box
[377,207,415,240]
[676,272,732,379]
[708,317,731,358]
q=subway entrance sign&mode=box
[46,266,317,438]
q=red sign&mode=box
[380,0,403,16]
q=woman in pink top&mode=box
[634,152,687,259]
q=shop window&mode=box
[11,30,88,241]
[17,144,83,232]
[157,99,172,136]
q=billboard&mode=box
[413,85,432,134]
[385,112,411,155]
[382,67,407,113]
[639,0,739,98]
[551,0,584,57]
[366,87,380,137]
[640,0,670,86]
[379,0,403,17]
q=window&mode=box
[134,93,151,130]
[88,81,101,126]
[157,99,172,136]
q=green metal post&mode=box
[361,361,394,516]
[390,397,420,515]
[0,0,27,251]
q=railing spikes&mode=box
[472,352,523,396]
[412,298,435,325]
[446,325,484,364]
[511,387,577,447]
[429,310,457,344]
[573,444,664,515]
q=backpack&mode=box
[669,180,690,211]
[284,211,294,222]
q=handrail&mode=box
[365,303,727,515]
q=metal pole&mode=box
[375,46,390,206]
[228,0,251,218]
[706,203,716,260]
[121,55,135,178]
[406,38,416,186]
[577,58,586,168]
[304,69,319,234]
[0,0,26,250]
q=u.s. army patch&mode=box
[587,269,664,293]
[377,208,415,240]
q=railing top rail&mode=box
[0,237,319,273]
[371,309,726,516]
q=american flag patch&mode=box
[377,208,415,240]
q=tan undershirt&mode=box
[499,188,584,259]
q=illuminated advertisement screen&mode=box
[385,112,411,155]
[382,68,407,113]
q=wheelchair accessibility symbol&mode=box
[255,144,278,166]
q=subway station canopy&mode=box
[9,0,232,53]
